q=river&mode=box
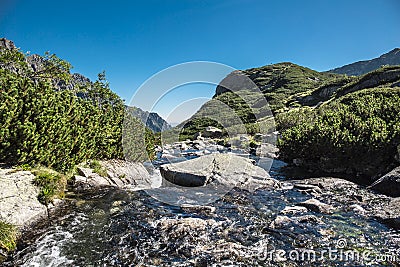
[3,151,400,266]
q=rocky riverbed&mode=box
[1,138,400,266]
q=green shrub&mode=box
[0,46,156,171]
[278,87,400,179]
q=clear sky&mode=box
[1,0,399,124]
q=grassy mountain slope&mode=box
[176,63,346,139]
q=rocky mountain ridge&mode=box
[329,48,400,76]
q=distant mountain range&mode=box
[329,48,400,76]
[0,38,171,132]
[127,106,171,132]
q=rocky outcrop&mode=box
[336,66,400,97]
[0,167,47,228]
[72,160,151,191]
[159,154,280,190]
[329,48,400,76]
[0,38,15,50]
[369,166,400,197]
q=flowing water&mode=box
[3,155,400,266]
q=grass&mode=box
[0,221,17,252]
[32,168,67,205]
[89,160,108,177]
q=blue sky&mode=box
[1,0,399,123]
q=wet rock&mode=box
[293,183,322,194]
[156,217,217,237]
[0,168,47,228]
[159,154,280,190]
[380,217,400,230]
[294,215,322,224]
[369,166,400,197]
[349,204,366,214]
[270,215,292,229]
[280,206,308,215]
[296,198,334,214]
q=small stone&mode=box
[280,206,308,215]
[296,198,334,214]
[270,215,292,229]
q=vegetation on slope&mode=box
[278,87,400,181]
[0,221,17,253]
[178,63,346,139]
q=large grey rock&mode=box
[0,168,47,228]
[100,159,151,189]
[372,197,400,230]
[72,160,151,190]
[202,126,223,138]
[369,166,400,197]
[159,154,280,191]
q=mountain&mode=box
[177,61,400,140]
[174,63,346,139]
[329,48,400,76]
[0,37,171,133]
[127,106,171,132]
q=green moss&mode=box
[0,221,17,252]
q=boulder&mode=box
[159,154,280,191]
[101,159,151,188]
[72,160,151,190]
[369,166,400,197]
[202,126,223,138]
[0,168,47,228]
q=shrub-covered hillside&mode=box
[277,87,400,181]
